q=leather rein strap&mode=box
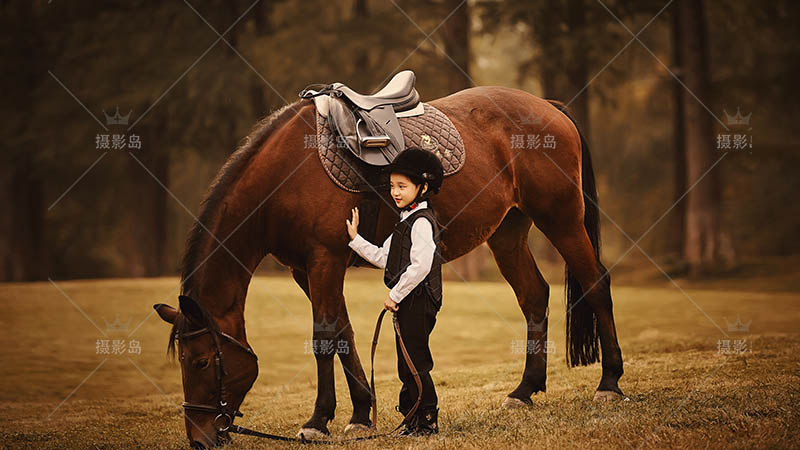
[369,309,423,433]
[225,309,422,444]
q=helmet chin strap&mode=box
[400,183,427,212]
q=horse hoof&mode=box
[594,390,625,401]
[297,428,328,440]
[501,396,531,409]
[343,423,370,434]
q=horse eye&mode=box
[192,358,210,369]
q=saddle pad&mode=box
[316,103,465,193]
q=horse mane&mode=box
[179,99,309,297]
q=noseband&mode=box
[177,322,258,433]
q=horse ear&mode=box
[153,303,178,323]
[153,303,178,324]
[178,295,204,326]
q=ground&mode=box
[1,273,798,449]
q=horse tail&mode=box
[547,100,602,367]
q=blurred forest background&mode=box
[2,0,798,283]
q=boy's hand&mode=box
[345,207,359,240]
[384,297,398,312]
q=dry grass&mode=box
[1,274,798,449]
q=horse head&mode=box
[155,296,258,448]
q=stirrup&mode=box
[356,118,390,148]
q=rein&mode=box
[178,308,421,445]
[369,309,423,433]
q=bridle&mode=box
[174,305,422,445]
[176,321,258,434]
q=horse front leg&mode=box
[335,306,373,433]
[291,266,372,435]
[296,253,345,439]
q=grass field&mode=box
[1,272,798,449]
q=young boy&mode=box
[345,147,445,436]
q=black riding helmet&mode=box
[382,147,444,208]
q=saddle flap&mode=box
[327,97,359,154]
[357,106,404,152]
[312,95,330,116]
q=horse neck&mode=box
[184,107,311,331]
[185,206,266,335]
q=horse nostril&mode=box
[190,440,207,449]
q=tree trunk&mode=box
[439,0,483,280]
[353,0,370,70]
[677,0,723,275]
[1,155,45,281]
[670,6,687,259]
[151,149,169,275]
[0,2,46,281]
[440,0,471,93]
[566,0,590,134]
[121,119,169,277]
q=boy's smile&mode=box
[390,173,427,209]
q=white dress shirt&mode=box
[348,201,435,304]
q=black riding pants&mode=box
[394,287,439,416]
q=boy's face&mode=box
[390,173,427,209]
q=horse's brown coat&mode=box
[158,86,623,447]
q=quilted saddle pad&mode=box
[316,103,466,193]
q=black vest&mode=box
[384,207,443,310]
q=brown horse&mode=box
[154,85,624,448]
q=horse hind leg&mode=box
[486,207,551,408]
[541,219,625,400]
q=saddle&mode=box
[301,72,466,270]
[299,70,425,166]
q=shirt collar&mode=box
[399,200,427,222]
